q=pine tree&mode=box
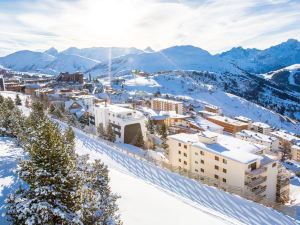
[0,94,4,104]
[160,124,169,150]
[134,129,145,149]
[64,126,76,154]
[146,120,155,134]
[15,94,22,106]
[97,123,106,139]
[5,97,15,111]
[106,123,116,142]
[6,119,83,224]
[81,160,122,225]
[49,103,56,115]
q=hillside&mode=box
[86,45,242,76]
[220,39,300,74]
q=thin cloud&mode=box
[0,0,299,56]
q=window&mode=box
[200,168,204,173]
[215,165,219,170]
[195,169,199,172]
[178,143,181,147]
[195,161,198,164]
[223,159,227,164]
[178,151,181,154]
[272,163,276,168]
[223,168,227,173]
[200,160,204,164]
[184,145,187,149]
[195,152,198,155]
[222,178,227,183]
[183,153,187,157]
[178,159,181,162]
[215,156,219,161]
[200,151,204,155]
[214,174,219,179]
[184,161,187,165]
[248,162,257,170]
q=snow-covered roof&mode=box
[235,116,252,123]
[186,116,224,131]
[208,115,248,126]
[168,131,265,164]
[252,122,271,129]
[236,130,278,143]
[153,97,182,104]
[271,130,300,144]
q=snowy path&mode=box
[68,122,298,225]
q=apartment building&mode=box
[291,145,300,162]
[167,131,289,202]
[271,130,300,149]
[252,122,271,135]
[204,104,222,115]
[94,103,147,144]
[207,115,249,134]
[151,98,183,115]
[235,130,279,151]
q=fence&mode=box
[60,119,298,220]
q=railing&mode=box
[245,176,267,188]
[53,118,298,221]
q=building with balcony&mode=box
[93,103,147,144]
[207,115,249,134]
[167,131,287,202]
[252,122,271,135]
[151,98,183,115]
[235,130,279,151]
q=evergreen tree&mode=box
[0,94,4,104]
[281,140,292,162]
[64,126,76,155]
[48,103,56,115]
[5,97,15,111]
[146,120,155,134]
[106,123,116,142]
[81,160,122,225]
[160,124,169,151]
[15,94,22,106]
[97,123,106,139]
[134,129,145,149]
[6,119,83,224]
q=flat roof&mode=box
[186,116,224,131]
[208,115,248,127]
[235,116,252,123]
[271,130,300,143]
[237,130,278,143]
[168,131,264,164]
[252,122,271,129]
[153,98,182,104]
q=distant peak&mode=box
[144,47,154,53]
[44,47,58,56]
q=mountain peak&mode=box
[44,47,59,56]
[144,47,154,53]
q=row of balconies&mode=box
[245,176,267,188]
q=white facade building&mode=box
[252,122,271,135]
[167,131,288,202]
[235,130,279,151]
[94,103,147,144]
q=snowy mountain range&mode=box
[1,39,300,76]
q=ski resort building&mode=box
[235,130,279,151]
[204,104,222,115]
[252,122,271,135]
[93,103,147,144]
[151,98,183,115]
[207,115,249,134]
[291,145,300,162]
[167,131,289,202]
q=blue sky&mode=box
[0,0,299,56]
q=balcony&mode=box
[245,176,267,188]
[246,167,267,177]
[251,185,267,195]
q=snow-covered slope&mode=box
[262,64,300,89]
[220,39,300,73]
[61,47,143,62]
[0,50,55,72]
[42,53,100,75]
[86,45,242,76]
[110,73,300,133]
